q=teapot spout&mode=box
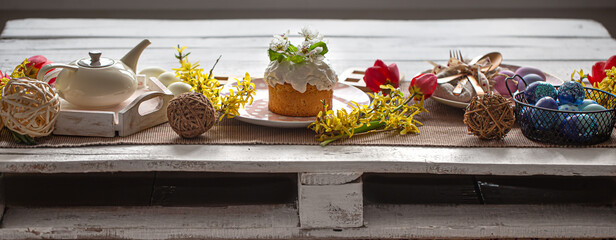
[121,39,151,72]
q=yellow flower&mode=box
[173,46,256,120]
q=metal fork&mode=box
[451,50,469,95]
[450,50,464,63]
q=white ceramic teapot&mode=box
[37,39,151,108]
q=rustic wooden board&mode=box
[0,145,616,176]
[0,204,614,239]
[2,19,610,38]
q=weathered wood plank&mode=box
[1,45,614,63]
[298,179,363,229]
[0,145,616,176]
[0,204,614,239]
[2,19,610,38]
[0,204,299,239]
[2,36,614,51]
[299,172,362,185]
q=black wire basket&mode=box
[508,76,616,145]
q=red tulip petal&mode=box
[409,73,437,99]
[606,55,616,70]
[591,61,607,85]
[373,59,387,69]
[363,66,387,92]
[387,63,400,87]
[373,59,393,81]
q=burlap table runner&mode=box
[1,99,615,148]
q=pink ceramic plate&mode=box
[227,78,370,128]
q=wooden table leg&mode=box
[298,172,363,229]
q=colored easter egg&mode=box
[581,103,607,112]
[535,96,558,109]
[523,81,557,105]
[493,70,518,97]
[522,105,558,131]
[558,104,579,112]
[518,74,545,92]
[515,66,547,81]
[558,81,585,105]
[560,114,598,142]
[578,99,598,109]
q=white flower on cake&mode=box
[299,26,323,43]
[269,36,289,53]
[297,41,324,62]
[267,26,329,64]
[277,30,290,41]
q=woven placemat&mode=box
[1,99,615,148]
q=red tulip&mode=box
[408,73,437,100]
[363,59,399,92]
[589,55,616,86]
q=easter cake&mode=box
[264,27,338,117]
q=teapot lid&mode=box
[78,50,114,68]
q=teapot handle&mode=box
[37,63,78,83]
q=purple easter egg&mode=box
[523,81,557,105]
[515,66,547,81]
[560,114,598,142]
[493,70,518,96]
[518,74,545,92]
[535,96,558,110]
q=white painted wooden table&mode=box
[1,18,616,239]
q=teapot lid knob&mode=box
[89,51,102,63]
[78,50,114,68]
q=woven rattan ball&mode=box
[463,94,515,140]
[167,92,216,138]
[0,78,60,137]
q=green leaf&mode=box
[309,41,328,55]
[289,55,305,64]
[268,49,282,61]
[288,43,298,53]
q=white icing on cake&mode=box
[264,60,338,93]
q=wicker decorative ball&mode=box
[0,77,61,137]
[167,92,217,138]
[463,94,515,140]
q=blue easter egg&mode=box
[522,106,557,131]
[578,99,598,109]
[557,104,579,126]
[523,81,557,105]
[582,104,607,112]
[560,114,598,142]
[558,81,585,105]
[558,104,579,112]
[518,74,545,92]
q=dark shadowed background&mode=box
[1,0,615,36]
